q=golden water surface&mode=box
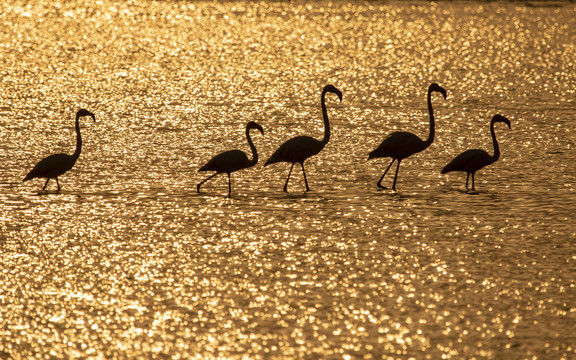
[0,1,575,358]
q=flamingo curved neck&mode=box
[321,90,330,145]
[72,115,82,161]
[424,89,435,148]
[246,128,258,166]
[490,120,500,163]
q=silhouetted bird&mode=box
[23,109,96,192]
[197,121,264,197]
[441,114,511,191]
[265,84,342,192]
[369,83,447,190]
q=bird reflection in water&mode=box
[23,109,96,193]
[265,84,343,192]
[369,83,447,191]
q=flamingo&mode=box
[197,121,264,196]
[264,84,342,192]
[368,83,447,190]
[23,109,96,192]
[441,114,511,191]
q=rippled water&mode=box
[1,1,575,358]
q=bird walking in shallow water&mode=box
[23,109,96,192]
[368,83,447,191]
[265,84,342,192]
[197,121,264,197]
[441,114,511,191]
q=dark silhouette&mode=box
[23,109,96,192]
[369,83,447,190]
[197,121,264,197]
[441,114,511,191]
[265,84,342,192]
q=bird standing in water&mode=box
[441,114,511,191]
[23,109,96,192]
[369,83,447,190]
[197,121,264,197]
[265,84,342,192]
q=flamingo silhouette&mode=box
[441,114,511,191]
[197,121,264,196]
[23,109,96,192]
[368,83,447,190]
[264,84,342,192]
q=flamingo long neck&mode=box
[72,115,82,161]
[424,89,435,148]
[490,120,500,164]
[246,128,258,166]
[321,90,330,145]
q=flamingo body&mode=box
[24,153,77,181]
[23,109,95,191]
[265,135,324,166]
[441,114,511,191]
[441,149,492,175]
[265,84,342,192]
[200,150,253,174]
[369,83,447,190]
[197,121,264,196]
[369,131,427,161]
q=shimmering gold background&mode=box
[0,1,575,359]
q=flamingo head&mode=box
[76,109,96,122]
[429,83,447,100]
[324,84,343,102]
[247,121,264,135]
[492,114,511,129]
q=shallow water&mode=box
[1,1,575,359]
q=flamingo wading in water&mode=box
[23,109,96,192]
[265,84,342,192]
[441,114,511,191]
[197,121,264,196]
[368,83,447,190]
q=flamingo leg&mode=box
[465,173,470,190]
[471,172,476,191]
[377,159,395,189]
[283,163,295,192]
[56,178,61,192]
[227,173,232,197]
[300,162,310,192]
[391,160,401,191]
[197,173,219,193]
[42,178,50,190]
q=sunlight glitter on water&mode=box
[1,0,575,359]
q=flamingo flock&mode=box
[22,84,511,195]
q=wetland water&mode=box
[0,1,575,358]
